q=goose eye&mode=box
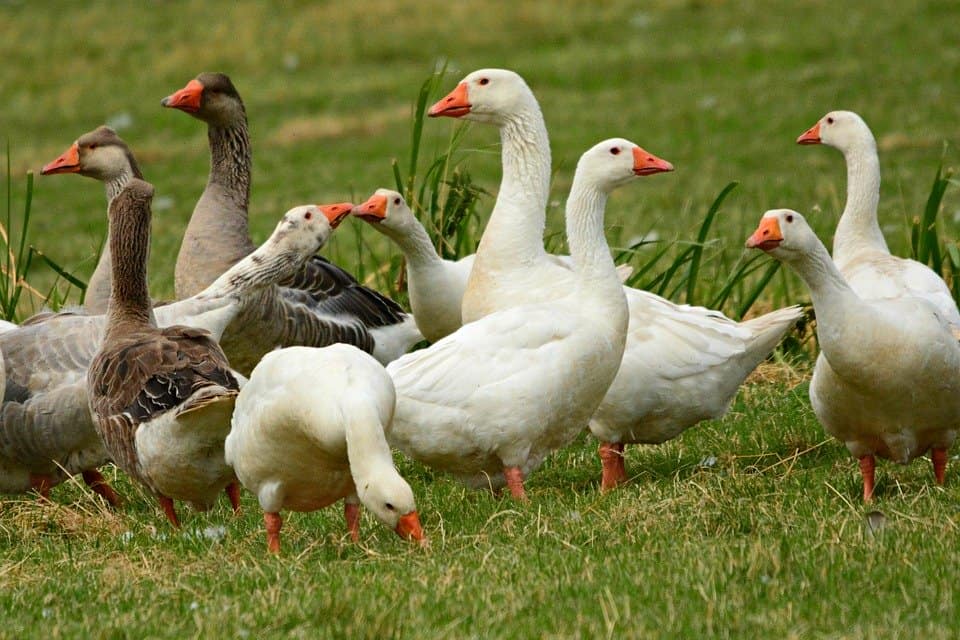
[786,214,794,223]
[610,147,621,155]
[304,211,312,220]
[385,502,395,511]
[826,117,834,125]
[394,198,401,205]
[478,78,489,86]
[88,143,98,150]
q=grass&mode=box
[3,0,960,637]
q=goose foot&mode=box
[158,495,181,528]
[225,482,242,515]
[503,466,528,501]
[265,512,282,554]
[931,448,947,485]
[28,474,54,500]
[344,502,361,543]
[81,469,121,507]
[599,442,627,492]
[859,455,875,502]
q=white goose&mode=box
[430,69,801,489]
[386,138,655,498]
[747,209,960,500]
[797,111,960,327]
[226,345,424,553]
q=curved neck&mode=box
[344,410,398,489]
[196,239,308,300]
[475,107,552,263]
[206,122,252,218]
[380,222,445,271]
[833,139,886,263]
[780,241,859,334]
[105,199,153,333]
[564,178,619,296]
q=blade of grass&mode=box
[686,182,737,305]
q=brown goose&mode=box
[41,126,144,314]
[161,72,422,373]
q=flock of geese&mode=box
[0,67,956,553]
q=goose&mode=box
[226,344,424,553]
[0,197,348,507]
[747,209,960,500]
[796,111,960,327]
[160,72,422,371]
[430,69,801,489]
[88,178,356,526]
[386,138,657,499]
[353,190,633,342]
[41,126,144,314]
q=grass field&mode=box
[2,0,960,637]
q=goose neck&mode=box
[834,139,886,262]
[383,222,445,271]
[196,238,302,300]
[343,410,396,487]
[207,121,252,214]
[781,242,858,332]
[105,197,153,332]
[565,180,621,297]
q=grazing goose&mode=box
[797,111,960,327]
[160,72,422,372]
[748,209,960,500]
[0,198,346,506]
[386,139,652,499]
[226,344,424,553]
[430,69,800,490]
[41,125,144,314]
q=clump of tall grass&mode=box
[910,161,960,302]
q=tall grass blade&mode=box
[686,181,737,304]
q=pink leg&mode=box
[599,442,627,492]
[932,448,948,485]
[158,495,181,529]
[859,455,875,502]
[344,502,361,543]
[29,474,54,500]
[81,469,122,507]
[225,482,242,515]
[264,512,282,554]
[503,466,528,501]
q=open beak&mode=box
[318,202,354,228]
[161,78,204,113]
[353,194,388,223]
[632,146,674,176]
[395,510,425,544]
[796,121,821,145]
[41,143,81,175]
[428,82,470,118]
[746,217,784,251]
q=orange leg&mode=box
[344,502,361,543]
[264,512,282,554]
[859,455,875,502]
[503,466,528,501]
[81,469,122,507]
[599,442,627,492]
[28,474,54,500]
[158,495,181,529]
[932,448,948,485]
[225,482,242,515]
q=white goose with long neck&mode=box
[797,110,960,327]
[748,209,960,501]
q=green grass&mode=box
[3,1,960,637]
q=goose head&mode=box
[428,68,536,125]
[272,203,353,255]
[41,126,138,181]
[576,138,674,193]
[797,110,875,152]
[357,472,424,544]
[746,209,821,263]
[161,72,244,126]
[353,189,418,233]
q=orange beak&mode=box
[746,217,784,251]
[318,202,354,228]
[41,143,81,175]
[632,146,674,176]
[161,78,204,113]
[394,510,425,543]
[354,194,388,222]
[796,121,821,145]
[428,82,470,118]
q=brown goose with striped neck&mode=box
[162,72,422,373]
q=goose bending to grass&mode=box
[797,111,960,328]
[226,345,424,553]
[41,126,144,314]
[0,198,347,507]
[430,69,800,490]
[747,209,960,500]
[160,72,422,371]
[386,139,658,499]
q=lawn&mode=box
[2,0,960,637]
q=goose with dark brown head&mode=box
[161,72,423,373]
